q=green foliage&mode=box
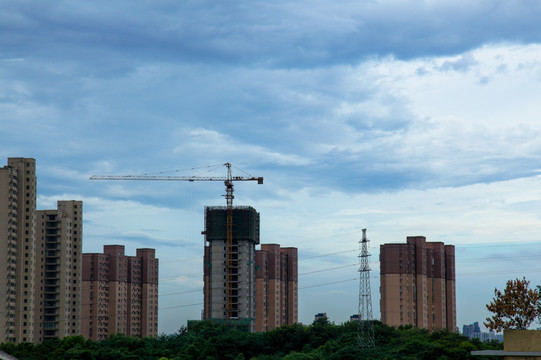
[0,320,503,360]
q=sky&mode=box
[2,0,541,335]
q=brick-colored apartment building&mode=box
[254,244,298,332]
[380,236,456,331]
[81,245,159,341]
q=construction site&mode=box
[91,163,298,333]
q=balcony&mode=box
[45,258,60,265]
[44,322,58,329]
[45,271,59,279]
[44,286,58,294]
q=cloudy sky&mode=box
[2,0,541,334]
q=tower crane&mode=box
[90,162,263,320]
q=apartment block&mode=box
[0,158,37,343]
[380,236,456,331]
[254,244,298,332]
[34,201,82,342]
[0,158,84,344]
[81,245,158,341]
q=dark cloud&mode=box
[2,1,541,68]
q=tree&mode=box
[484,277,540,331]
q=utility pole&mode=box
[357,228,375,348]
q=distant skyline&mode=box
[2,1,541,334]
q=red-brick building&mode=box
[81,245,158,340]
[380,236,456,331]
[254,244,298,332]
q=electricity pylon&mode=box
[357,228,375,349]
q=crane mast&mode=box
[90,162,263,321]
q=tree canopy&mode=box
[484,277,540,331]
[0,320,502,360]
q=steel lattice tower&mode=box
[357,228,375,348]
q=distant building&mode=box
[315,313,327,321]
[463,322,481,338]
[463,322,502,342]
[81,245,159,341]
[254,244,298,332]
[471,331,503,342]
[350,314,360,322]
[380,236,456,331]
[0,158,83,343]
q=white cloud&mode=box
[172,127,312,166]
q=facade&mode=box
[203,206,259,331]
[380,236,456,331]
[34,201,82,342]
[254,244,298,332]
[81,245,159,341]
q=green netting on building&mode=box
[204,206,260,244]
[188,318,254,332]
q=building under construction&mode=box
[202,206,299,333]
[203,206,260,332]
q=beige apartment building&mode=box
[254,244,298,332]
[0,158,82,343]
[380,236,456,331]
[81,245,159,341]
[34,201,82,342]
[0,158,37,343]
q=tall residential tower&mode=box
[0,158,37,343]
[34,200,82,342]
[81,245,159,341]
[1,158,83,343]
[380,236,456,331]
[254,244,298,332]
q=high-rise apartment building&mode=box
[254,244,298,332]
[81,245,159,341]
[34,200,82,342]
[0,158,37,343]
[203,206,259,332]
[1,158,83,343]
[380,236,456,331]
